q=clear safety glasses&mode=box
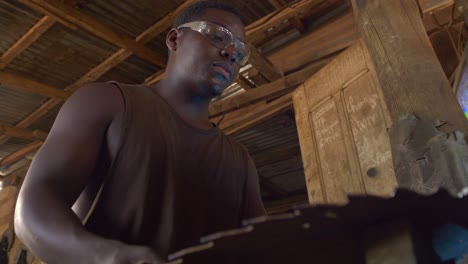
[177,21,250,66]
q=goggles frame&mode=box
[177,21,250,66]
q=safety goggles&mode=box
[177,21,250,66]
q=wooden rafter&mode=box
[0,141,42,167]
[0,125,47,141]
[209,57,330,117]
[0,1,197,145]
[0,0,82,70]
[259,174,288,197]
[268,0,306,33]
[417,0,454,13]
[0,17,55,69]
[247,43,283,81]
[19,0,167,67]
[216,93,293,135]
[246,0,323,41]
[236,75,256,90]
[0,71,70,99]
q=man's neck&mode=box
[151,79,214,130]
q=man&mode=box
[14,1,266,263]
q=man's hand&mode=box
[104,242,163,264]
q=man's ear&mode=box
[166,28,180,52]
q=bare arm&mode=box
[14,83,160,264]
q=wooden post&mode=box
[351,0,468,196]
[351,0,468,133]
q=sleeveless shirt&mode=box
[83,82,258,258]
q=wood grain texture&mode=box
[417,0,454,13]
[293,85,326,204]
[351,0,468,134]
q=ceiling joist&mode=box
[19,0,167,67]
[0,71,70,99]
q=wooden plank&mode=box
[246,0,323,39]
[455,0,468,26]
[302,42,368,108]
[269,11,359,74]
[221,93,293,135]
[0,0,193,145]
[293,85,325,204]
[236,75,256,90]
[417,0,454,13]
[0,72,70,99]
[209,57,330,117]
[351,0,468,134]
[21,0,167,67]
[259,175,289,198]
[267,0,284,9]
[0,125,47,141]
[343,72,397,196]
[0,16,55,69]
[145,70,166,85]
[247,43,283,81]
[0,141,42,167]
[310,97,360,204]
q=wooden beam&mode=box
[269,11,359,74]
[417,0,454,14]
[455,0,468,26]
[259,175,289,198]
[351,0,468,134]
[246,0,323,41]
[0,16,55,69]
[0,1,195,146]
[247,43,283,81]
[145,70,166,85]
[217,93,293,135]
[0,71,70,99]
[236,75,256,90]
[268,0,284,9]
[20,0,167,67]
[0,141,42,167]
[0,125,47,141]
[0,0,82,69]
[209,56,331,117]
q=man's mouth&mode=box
[213,63,232,82]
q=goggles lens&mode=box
[178,21,250,66]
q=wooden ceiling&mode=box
[0,0,358,208]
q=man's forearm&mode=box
[15,185,118,264]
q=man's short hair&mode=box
[173,1,245,28]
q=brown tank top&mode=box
[83,82,255,258]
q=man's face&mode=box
[170,9,246,99]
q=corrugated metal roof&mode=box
[78,0,186,38]
[5,24,120,89]
[0,138,34,159]
[97,55,161,84]
[0,85,47,126]
[28,102,62,132]
[0,0,42,54]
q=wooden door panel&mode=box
[294,40,397,204]
[343,72,397,196]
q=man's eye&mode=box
[207,34,224,42]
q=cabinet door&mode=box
[293,40,397,204]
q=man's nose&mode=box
[220,46,237,63]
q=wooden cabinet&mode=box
[293,40,397,204]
